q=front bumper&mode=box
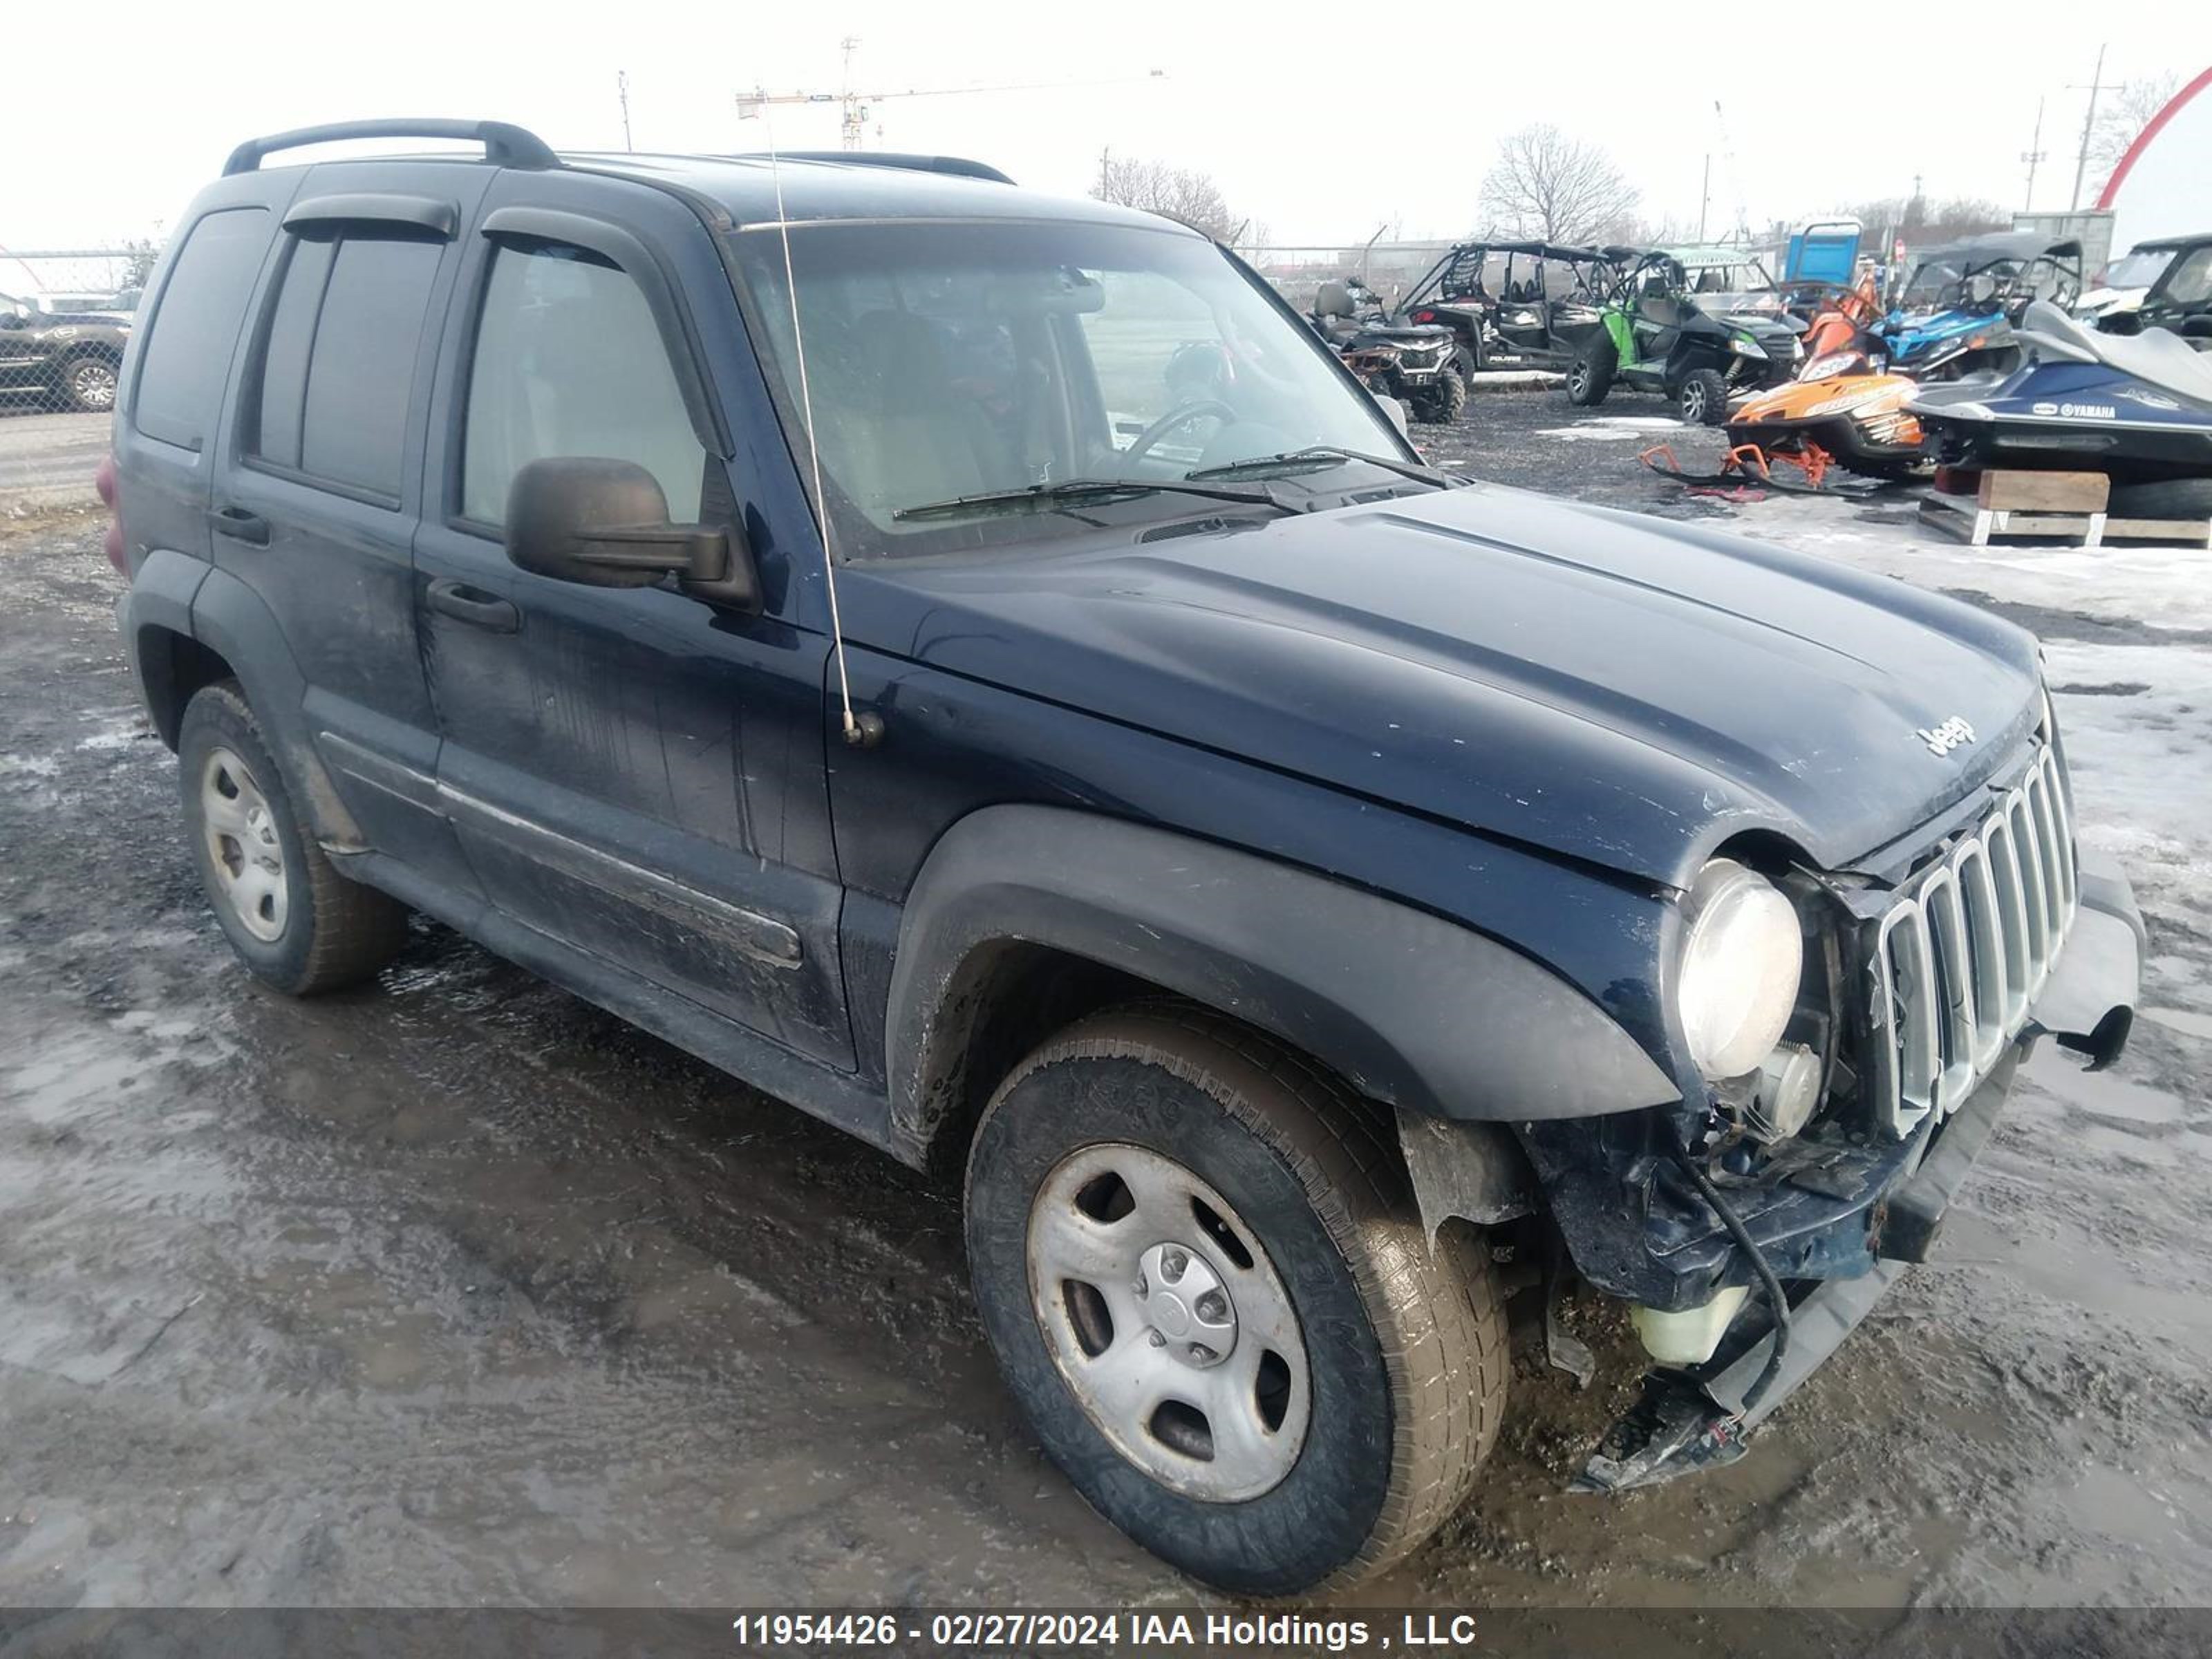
[1576,850,2142,1492]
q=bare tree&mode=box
[1477,125,1641,245]
[2088,74,2182,185]
[1091,152,1239,242]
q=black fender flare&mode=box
[187,565,366,850]
[115,548,208,747]
[885,805,1676,1159]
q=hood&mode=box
[844,484,2043,886]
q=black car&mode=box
[0,290,133,413]
[107,119,2141,1595]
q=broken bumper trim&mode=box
[1576,852,2142,1494]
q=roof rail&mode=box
[223,119,559,177]
[744,151,1015,186]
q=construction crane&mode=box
[738,38,1165,150]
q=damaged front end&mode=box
[1520,734,2142,1492]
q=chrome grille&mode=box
[1870,745,2077,1136]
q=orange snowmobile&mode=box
[1725,278,1929,482]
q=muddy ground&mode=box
[1,394,2208,1633]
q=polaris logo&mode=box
[1916,715,1976,758]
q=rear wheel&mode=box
[178,682,409,995]
[965,1006,1505,1595]
[1677,367,1730,426]
[1566,335,1615,406]
[2108,476,2212,521]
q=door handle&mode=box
[425,577,521,634]
[209,505,270,545]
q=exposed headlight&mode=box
[1676,859,1803,1080]
[1730,335,1768,358]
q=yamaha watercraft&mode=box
[1911,301,2212,509]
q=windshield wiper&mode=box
[1184,446,1468,489]
[892,477,1292,523]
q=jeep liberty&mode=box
[106,120,2143,1594]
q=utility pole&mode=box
[617,70,633,151]
[1098,146,1112,198]
[1698,153,1710,241]
[2021,96,2045,211]
[2070,43,2108,209]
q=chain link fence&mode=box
[2,246,153,420]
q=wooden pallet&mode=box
[1919,468,2212,548]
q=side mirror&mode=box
[1372,390,1410,438]
[505,456,758,610]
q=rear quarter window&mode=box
[131,207,272,451]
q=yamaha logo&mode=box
[1916,715,1976,757]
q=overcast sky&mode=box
[6,0,2209,256]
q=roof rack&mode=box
[740,151,1014,186]
[223,119,559,177]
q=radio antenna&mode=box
[760,97,865,745]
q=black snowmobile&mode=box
[1911,299,2212,518]
[1309,278,1467,424]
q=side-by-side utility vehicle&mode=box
[109,120,2142,1595]
[1568,247,1806,423]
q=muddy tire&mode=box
[1412,366,1468,426]
[178,682,408,995]
[2108,476,2212,521]
[964,1005,1505,1595]
[62,353,120,414]
[1677,368,1730,426]
[1566,335,1615,406]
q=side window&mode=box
[132,207,271,451]
[246,229,444,500]
[461,241,706,527]
[2166,247,2212,307]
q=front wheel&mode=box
[62,354,119,413]
[965,1006,1506,1595]
[1412,366,1468,425]
[1677,367,1730,426]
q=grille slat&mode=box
[1871,746,2077,1138]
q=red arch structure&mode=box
[2097,64,2212,213]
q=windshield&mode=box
[730,218,1405,559]
[2106,248,2178,290]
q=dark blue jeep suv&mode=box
[106,120,2142,1593]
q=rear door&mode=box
[413,170,851,1068]
[207,162,490,895]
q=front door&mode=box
[413,174,851,1068]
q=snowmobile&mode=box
[1566,250,1803,424]
[1910,300,2212,518]
[1309,278,1467,424]
[1725,278,1927,480]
